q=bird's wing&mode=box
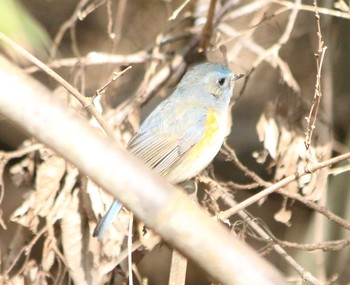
[127,102,207,175]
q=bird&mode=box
[93,62,244,240]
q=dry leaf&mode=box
[3,227,28,273]
[35,153,66,217]
[274,206,292,226]
[257,99,331,200]
[61,188,98,285]
[9,156,32,187]
[10,151,67,231]
[46,164,78,223]
[10,190,40,231]
[257,98,331,224]
[42,230,56,272]
[256,108,279,160]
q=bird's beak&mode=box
[232,73,245,81]
[229,73,245,102]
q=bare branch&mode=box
[304,0,327,150]
[0,32,116,139]
[199,176,322,285]
[220,151,350,220]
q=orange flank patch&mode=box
[187,109,220,159]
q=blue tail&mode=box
[93,200,123,241]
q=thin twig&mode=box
[25,51,155,73]
[275,237,350,252]
[0,143,42,161]
[0,32,116,139]
[168,251,187,285]
[276,189,350,231]
[201,176,322,285]
[220,143,350,232]
[168,0,191,21]
[50,0,90,58]
[128,213,134,285]
[304,0,327,150]
[5,225,49,275]
[0,143,43,205]
[78,0,106,20]
[220,152,350,220]
[273,0,350,19]
[96,65,132,97]
[328,164,350,176]
[221,142,269,186]
[199,0,218,51]
[100,240,143,276]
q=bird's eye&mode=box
[218,77,226,86]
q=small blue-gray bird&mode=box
[93,63,244,240]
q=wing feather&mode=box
[127,99,208,176]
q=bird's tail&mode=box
[93,200,123,241]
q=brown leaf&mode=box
[42,229,56,272]
[274,206,292,226]
[61,189,98,285]
[35,153,66,217]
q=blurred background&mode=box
[0,0,350,284]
